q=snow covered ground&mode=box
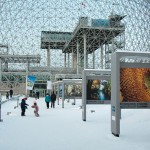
[0,97,150,150]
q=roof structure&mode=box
[41,31,72,49]
[62,26,124,54]
[0,55,41,63]
[0,0,149,94]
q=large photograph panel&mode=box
[87,79,111,101]
[120,68,150,102]
[54,84,58,95]
[59,84,62,97]
[64,84,82,98]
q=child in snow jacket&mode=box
[21,98,28,116]
[31,102,39,117]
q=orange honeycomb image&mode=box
[120,68,150,102]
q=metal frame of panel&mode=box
[62,79,82,108]
[82,69,111,121]
[111,51,150,137]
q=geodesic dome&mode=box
[0,0,149,68]
[0,0,149,94]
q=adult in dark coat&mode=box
[21,98,28,116]
[9,89,13,98]
[6,92,9,99]
[36,91,40,99]
[51,91,56,108]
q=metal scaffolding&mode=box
[0,0,149,95]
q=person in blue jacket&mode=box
[45,93,51,109]
[21,97,29,116]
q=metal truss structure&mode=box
[0,0,149,95]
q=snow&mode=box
[0,97,150,150]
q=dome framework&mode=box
[0,0,149,94]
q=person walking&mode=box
[51,91,56,108]
[9,89,13,98]
[20,97,28,116]
[36,91,40,99]
[6,92,9,99]
[45,93,51,109]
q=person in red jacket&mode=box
[31,102,39,117]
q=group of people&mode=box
[20,97,39,117]
[20,91,56,117]
[45,91,56,109]
[6,89,13,99]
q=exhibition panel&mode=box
[111,51,150,137]
[82,69,111,121]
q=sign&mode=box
[27,76,36,90]
[112,106,115,112]
[47,81,52,90]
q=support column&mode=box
[112,38,115,53]
[104,44,106,69]
[86,53,88,68]
[68,53,70,67]
[72,49,74,68]
[64,53,66,67]
[77,41,79,74]
[123,32,126,51]
[101,45,104,69]
[5,61,8,71]
[47,45,50,67]
[82,70,86,121]
[83,34,87,69]
[108,44,110,69]
[26,61,29,96]
[78,52,81,69]
[93,49,95,69]
[72,49,77,69]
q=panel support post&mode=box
[111,53,120,137]
[62,82,64,108]
[57,84,59,105]
[0,59,2,82]
[0,93,3,122]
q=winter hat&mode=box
[24,97,27,100]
